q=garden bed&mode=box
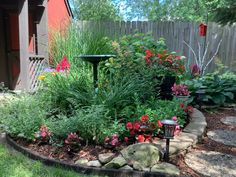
[6,108,206,177]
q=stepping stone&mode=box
[185,150,236,177]
[151,162,180,176]
[221,116,236,126]
[207,130,236,147]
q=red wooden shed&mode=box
[0,0,73,91]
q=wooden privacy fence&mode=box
[77,21,236,72]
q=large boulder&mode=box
[121,143,160,168]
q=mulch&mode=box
[171,108,236,177]
[11,108,236,176]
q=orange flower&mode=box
[157,120,163,128]
[137,135,145,142]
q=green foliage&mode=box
[73,0,121,20]
[50,23,113,71]
[46,105,114,144]
[207,0,236,25]
[185,72,236,106]
[119,0,209,21]
[0,95,46,140]
[135,99,187,127]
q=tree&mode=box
[118,0,209,21]
[73,0,121,20]
[207,0,236,25]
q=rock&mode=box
[98,153,115,164]
[121,143,160,168]
[104,155,127,169]
[87,160,102,167]
[185,150,236,177]
[207,130,236,147]
[133,161,144,171]
[75,158,89,165]
[151,162,180,176]
[221,116,236,126]
[120,165,133,170]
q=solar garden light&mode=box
[161,119,177,162]
[196,86,206,109]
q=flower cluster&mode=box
[171,83,190,96]
[38,56,70,81]
[125,115,162,143]
[65,132,81,145]
[190,64,201,77]
[104,134,119,147]
[64,132,81,152]
[180,103,194,114]
[171,116,181,136]
[35,125,51,142]
[144,49,186,74]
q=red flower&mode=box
[180,103,185,109]
[145,58,152,63]
[157,53,162,58]
[141,115,149,122]
[133,122,141,130]
[163,50,167,54]
[126,122,133,130]
[124,137,129,143]
[145,50,153,58]
[137,135,145,142]
[56,56,70,72]
[157,120,163,128]
[130,130,136,136]
[187,106,194,113]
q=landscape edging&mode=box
[6,108,206,177]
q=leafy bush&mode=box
[0,95,46,140]
[185,72,236,106]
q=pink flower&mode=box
[124,137,129,143]
[172,116,177,121]
[126,122,133,130]
[190,64,201,77]
[41,131,47,138]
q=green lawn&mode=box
[0,144,101,177]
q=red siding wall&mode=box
[48,0,71,32]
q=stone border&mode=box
[154,108,207,157]
[5,108,206,177]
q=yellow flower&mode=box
[38,75,46,81]
[51,72,56,76]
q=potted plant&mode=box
[171,83,190,102]
[144,49,186,100]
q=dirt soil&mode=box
[14,108,236,176]
[171,108,236,177]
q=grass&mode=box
[0,144,102,177]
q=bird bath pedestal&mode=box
[79,55,115,92]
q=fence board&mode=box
[77,21,236,72]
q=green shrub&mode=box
[46,105,116,144]
[0,95,46,140]
[185,72,236,106]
